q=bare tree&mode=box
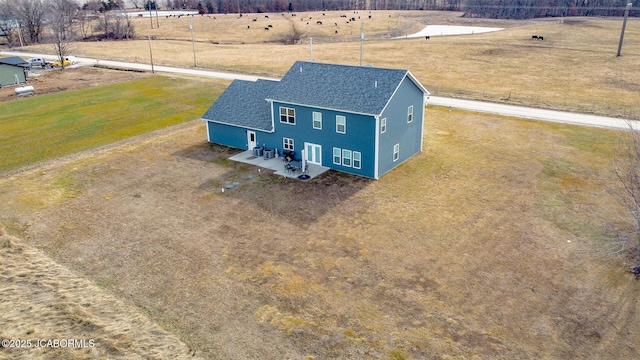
[0,0,17,45]
[77,9,96,39]
[47,0,79,68]
[14,0,46,43]
[95,11,111,39]
[612,121,640,278]
[120,13,135,39]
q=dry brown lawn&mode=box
[0,225,201,359]
[3,10,640,360]
[1,105,639,358]
[21,11,640,119]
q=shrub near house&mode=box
[202,61,429,179]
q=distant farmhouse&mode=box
[202,61,429,179]
[0,57,28,87]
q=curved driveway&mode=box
[2,50,637,130]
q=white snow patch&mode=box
[398,25,504,39]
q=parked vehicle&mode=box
[51,59,71,68]
[27,57,46,68]
[64,56,77,65]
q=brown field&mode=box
[2,105,640,358]
[0,225,202,360]
[3,10,640,360]
[21,10,640,119]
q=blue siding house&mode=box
[202,61,429,179]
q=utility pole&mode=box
[155,5,160,29]
[617,3,633,57]
[149,1,153,29]
[148,34,155,74]
[16,22,24,48]
[359,22,364,66]
[190,17,197,67]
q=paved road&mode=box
[2,50,637,130]
[427,97,638,130]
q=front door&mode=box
[305,143,322,165]
[247,131,257,150]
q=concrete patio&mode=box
[229,150,330,180]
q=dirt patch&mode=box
[0,66,147,102]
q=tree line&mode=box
[132,0,460,13]
[0,0,134,49]
[464,0,638,19]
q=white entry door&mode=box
[247,131,257,150]
[305,143,322,165]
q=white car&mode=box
[63,56,77,65]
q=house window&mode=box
[407,105,414,123]
[380,118,387,134]
[313,112,322,130]
[333,148,341,165]
[342,149,352,167]
[336,115,346,134]
[393,143,399,162]
[280,107,295,124]
[353,151,361,169]
[283,137,294,151]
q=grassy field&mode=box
[22,11,640,119]
[2,9,640,360]
[1,107,638,359]
[0,76,227,174]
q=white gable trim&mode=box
[202,119,274,133]
[374,115,380,179]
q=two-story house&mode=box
[201,61,429,179]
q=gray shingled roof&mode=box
[268,61,414,115]
[0,56,29,67]
[202,79,277,131]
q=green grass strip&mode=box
[0,76,221,174]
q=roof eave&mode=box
[265,98,379,117]
[201,118,274,133]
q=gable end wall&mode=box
[377,77,425,177]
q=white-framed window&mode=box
[380,118,387,134]
[283,137,294,151]
[342,149,352,167]
[313,112,322,130]
[280,107,296,124]
[336,115,346,134]
[333,148,341,165]
[407,105,414,123]
[353,151,361,169]
[393,143,399,162]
